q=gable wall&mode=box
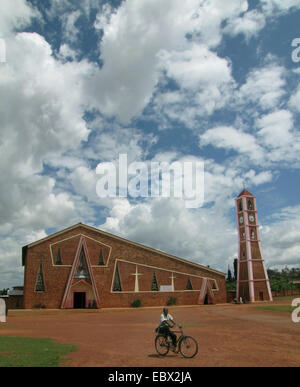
[24,225,226,308]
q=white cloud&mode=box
[261,205,300,268]
[0,0,37,36]
[100,197,237,273]
[223,9,266,40]
[261,0,300,15]
[237,64,286,110]
[199,126,264,162]
[152,45,235,127]
[87,0,249,123]
[289,83,300,113]
[159,45,232,90]
[256,110,293,148]
[0,21,94,236]
[98,154,277,273]
[60,10,81,44]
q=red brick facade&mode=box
[23,223,226,309]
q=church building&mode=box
[22,223,226,309]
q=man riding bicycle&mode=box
[157,307,178,352]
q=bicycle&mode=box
[155,324,198,358]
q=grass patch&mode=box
[0,336,77,367]
[255,305,297,313]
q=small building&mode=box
[22,223,226,309]
[0,286,24,309]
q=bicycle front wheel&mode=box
[155,335,170,356]
[179,336,198,358]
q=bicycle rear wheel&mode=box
[155,335,170,356]
[179,336,198,358]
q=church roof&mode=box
[22,222,225,277]
[237,189,255,197]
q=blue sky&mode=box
[1,0,300,288]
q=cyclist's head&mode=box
[163,307,168,316]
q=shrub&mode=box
[166,297,177,306]
[33,303,46,309]
[131,299,142,307]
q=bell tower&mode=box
[235,189,273,302]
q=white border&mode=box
[110,258,219,293]
[49,233,112,267]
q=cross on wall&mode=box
[131,266,143,292]
[169,273,176,291]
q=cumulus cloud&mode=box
[152,44,235,126]
[256,110,294,149]
[86,0,249,123]
[261,205,300,268]
[237,64,286,111]
[199,126,264,162]
[100,197,237,273]
[289,82,300,113]
[261,0,300,15]
[0,3,95,287]
[223,9,266,40]
[0,0,37,36]
[0,32,92,224]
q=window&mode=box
[238,200,243,212]
[75,248,89,279]
[113,263,122,292]
[35,263,45,292]
[186,278,193,290]
[99,249,104,265]
[151,272,159,291]
[56,248,62,265]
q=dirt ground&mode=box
[0,297,299,367]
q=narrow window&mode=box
[186,278,193,290]
[56,248,62,265]
[151,272,159,291]
[75,248,89,279]
[99,249,104,265]
[113,263,122,292]
[238,200,243,212]
[35,263,45,292]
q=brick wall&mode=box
[23,225,226,309]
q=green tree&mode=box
[233,258,238,281]
[227,266,233,282]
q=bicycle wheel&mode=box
[155,335,170,356]
[179,336,198,358]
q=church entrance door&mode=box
[73,292,86,308]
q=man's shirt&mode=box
[159,313,174,325]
